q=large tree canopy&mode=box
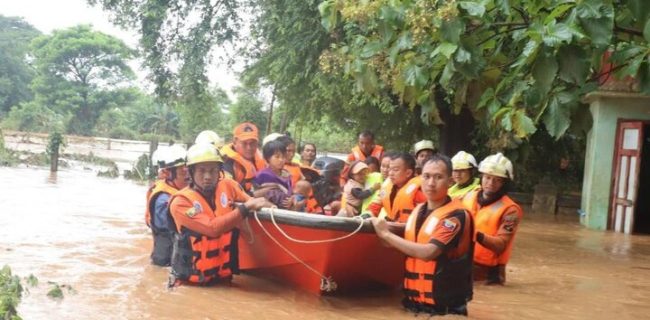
[30,25,135,135]
[91,0,650,149]
[0,15,41,114]
[319,0,650,143]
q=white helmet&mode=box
[157,145,187,168]
[451,151,478,170]
[414,140,436,155]
[262,132,285,147]
[478,152,514,180]
[195,130,225,148]
[151,147,166,168]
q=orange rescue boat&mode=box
[238,208,405,295]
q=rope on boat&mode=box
[267,207,366,243]
[251,207,365,292]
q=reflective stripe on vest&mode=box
[384,176,423,223]
[220,143,266,192]
[403,201,474,307]
[467,191,523,266]
[169,187,236,284]
[145,180,178,229]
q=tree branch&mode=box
[614,24,643,37]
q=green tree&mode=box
[30,25,135,135]
[228,86,268,138]
[319,0,650,145]
[0,15,41,114]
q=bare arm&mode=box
[371,218,442,261]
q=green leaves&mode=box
[441,18,464,44]
[318,0,337,31]
[557,45,589,85]
[576,0,614,48]
[532,48,558,95]
[542,21,573,46]
[459,1,486,17]
[543,93,574,139]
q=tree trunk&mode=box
[437,107,476,156]
[266,86,276,136]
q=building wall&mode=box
[582,92,650,230]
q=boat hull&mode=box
[238,211,405,295]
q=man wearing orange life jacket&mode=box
[372,155,474,316]
[145,145,189,266]
[347,130,384,162]
[364,153,427,222]
[300,142,317,167]
[169,143,271,286]
[462,153,523,285]
[220,122,267,194]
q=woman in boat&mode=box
[168,143,270,286]
[371,155,474,316]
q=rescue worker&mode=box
[462,153,523,285]
[195,130,225,148]
[413,140,436,175]
[448,151,480,199]
[145,145,189,266]
[364,153,427,222]
[168,143,271,286]
[220,122,267,194]
[371,155,474,316]
[347,130,384,162]
[300,143,317,167]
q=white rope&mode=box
[267,207,366,244]
[252,208,369,292]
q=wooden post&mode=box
[50,148,59,172]
[149,140,158,179]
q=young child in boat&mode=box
[338,161,381,217]
[254,140,306,210]
[292,180,312,212]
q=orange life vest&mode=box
[220,143,266,192]
[384,176,424,223]
[403,201,474,308]
[284,162,304,187]
[169,180,244,284]
[462,190,523,266]
[348,145,384,162]
[145,180,178,228]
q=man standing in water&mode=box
[448,151,480,199]
[169,143,270,286]
[220,122,267,194]
[145,145,189,266]
[462,153,523,285]
[372,155,474,316]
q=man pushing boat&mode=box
[371,154,474,316]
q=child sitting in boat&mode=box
[253,140,305,210]
[292,180,312,212]
[338,161,381,217]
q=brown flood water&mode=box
[1,167,650,319]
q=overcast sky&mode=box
[0,0,241,95]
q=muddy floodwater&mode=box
[1,166,650,319]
